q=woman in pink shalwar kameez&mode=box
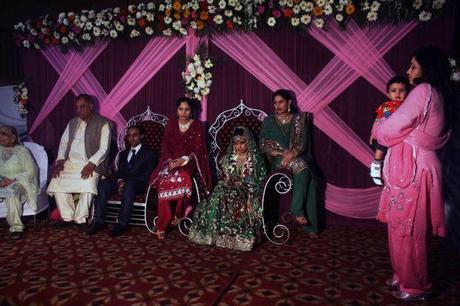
[374,47,452,302]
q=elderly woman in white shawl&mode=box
[0,125,38,239]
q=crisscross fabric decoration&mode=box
[99,37,185,118]
[212,32,371,166]
[212,21,417,218]
[39,46,127,131]
[30,41,109,133]
[27,21,417,218]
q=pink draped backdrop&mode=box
[24,17,455,219]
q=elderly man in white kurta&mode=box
[47,94,111,226]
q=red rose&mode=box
[283,8,293,18]
[199,1,208,10]
[226,20,234,29]
[44,37,51,44]
[60,26,67,34]
[138,18,146,27]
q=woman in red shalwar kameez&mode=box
[149,97,212,240]
[374,47,453,302]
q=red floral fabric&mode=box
[157,168,193,200]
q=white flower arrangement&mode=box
[182,47,213,100]
[13,82,29,117]
[449,58,460,82]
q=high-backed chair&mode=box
[180,101,293,244]
[0,142,49,230]
[105,107,167,232]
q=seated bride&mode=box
[188,126,266,251]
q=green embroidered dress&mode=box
[188,127,266,251]
[260,113,318,233]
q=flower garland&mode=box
[449,57,460,83]
[183,45,213,100]
[256,0,448,30]
[13,83,29,118]
[12,1,449,52]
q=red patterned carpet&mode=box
[0,213,459,306]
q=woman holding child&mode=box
[373,47,452,302]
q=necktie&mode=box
[128,149,136,165]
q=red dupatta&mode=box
[149,119,213,193]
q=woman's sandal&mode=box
[385,277,400,288]
[295,216,309,225]
[156,231,165,240]
[308,232,319,239]
[171,216,180,227]
[392,290,430,302]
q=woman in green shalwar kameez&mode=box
[188,126,266,251]
[260,89,318,238]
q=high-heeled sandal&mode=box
[171,216,180,227]
[392,290,430,302]
[385,277,400,288]
[156,231,165,240]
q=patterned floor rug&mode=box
[0,213,459,306]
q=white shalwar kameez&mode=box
[47,120,110,224]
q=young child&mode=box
[369,76,410,185]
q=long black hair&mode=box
[412,46,456,127]
[272,89,299,113]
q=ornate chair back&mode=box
[117,106,168,156]
[208,100,267,179]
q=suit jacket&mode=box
[117,144,157,191]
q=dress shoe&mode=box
[77,223,89,232]
[392,290,430,302]
[108,224,127,237]
[52,221,74,229]
[10,232,23,240]
[86,222,106,235]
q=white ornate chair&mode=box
[0,141,49,230]
[179,101,293,244]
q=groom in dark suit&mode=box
[87,125,157,237]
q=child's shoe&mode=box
[370,160,383,185]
